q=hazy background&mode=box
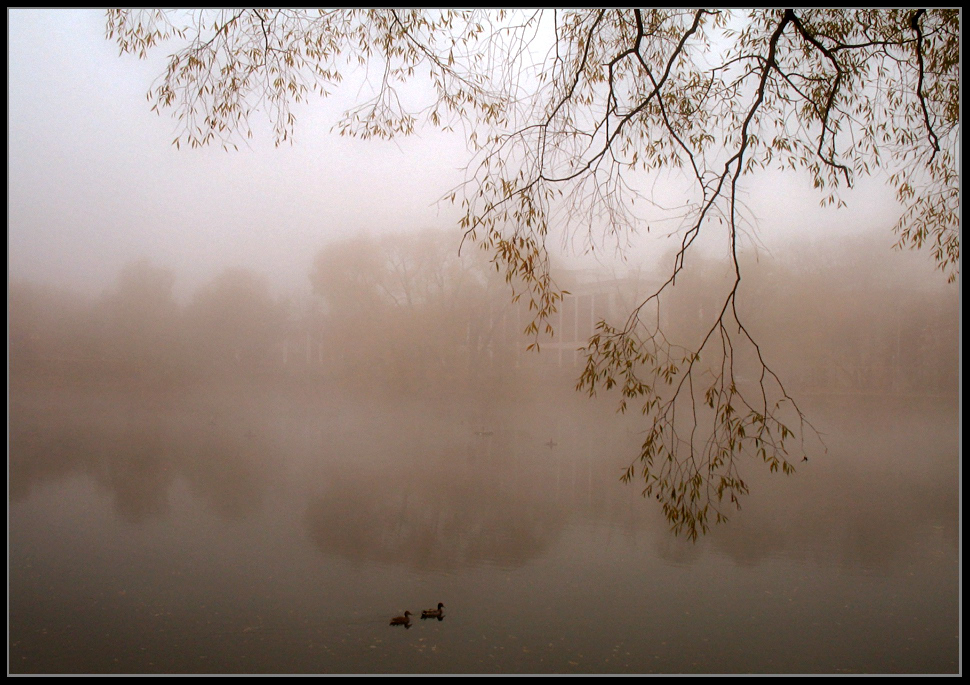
[8,10,959,675]
[8,8,940,304]
[9,9,475,302]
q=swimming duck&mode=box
[421,602,445,619]
[389,610,412,626]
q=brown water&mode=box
[8,380,959,674]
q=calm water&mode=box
[9,378,960,674]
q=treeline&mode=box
[8,228,958,396]
[654,237,959,396]
[10,259,288,383]
[305,228,534,392]
[8,229,547,394]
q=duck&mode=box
[389,610,412,626]
[421,602,445,619]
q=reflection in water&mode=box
[9,381,276,522]
[304,436,570,570]
[697,395,959,571]
[8,378,959,673]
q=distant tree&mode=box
[107,9,959,538]
[9,281,100,366]
[662,238,958,396]
[309,234,390,316]
[308,235,391,380]
[185,267,286,372]
[97,258,180,370]
[309,228,511,388]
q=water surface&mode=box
[9,379,959,673]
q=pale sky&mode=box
[8,9,936,303]
[8,9,474,300]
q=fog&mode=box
[8,10,956,397]
[9,9,472,301]
[8,225,958,399]
[8,9,959,676]
[9,9,930,302]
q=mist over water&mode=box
[8,229,959,674]
[8,379,958,674]
[7,9,959,675]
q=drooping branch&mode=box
[105,8,959,538]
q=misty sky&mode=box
[8,9,936,302]
[8,9,477,300]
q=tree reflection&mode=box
[8,383,274,523]
[9,380,958,573]
[303,441,568,571]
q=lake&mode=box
[8,377,960,674]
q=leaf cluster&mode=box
[106,9,958,537]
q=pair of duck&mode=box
[389,603,445,625]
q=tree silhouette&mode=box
[185,267,286,372]
[98,258,179,371]
[106,9,959,539]
[309,228,514,389]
